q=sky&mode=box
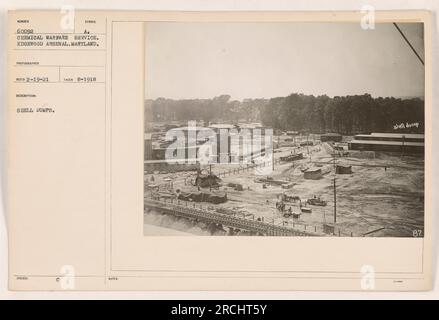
[145,22,424,100]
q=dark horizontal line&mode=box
[112,276,424,280]
[14,274,424,280]
[14,275,105,278]
[110,269,423,274]
[13,49,105,51]
[14,33,106,35]
[14,81,105,84]
[14,65,105,68]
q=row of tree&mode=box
[260,93,424,134]
[145,93,424,134]
[145,95,263,124]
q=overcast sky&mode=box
[145,22,424,100]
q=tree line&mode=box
[145,95,263,125]
[145,93,424,134]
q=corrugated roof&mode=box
[370,132,424,139]
[321,133,342,136]
[305,168,322,173]
[144,159,200,164]
[209,124,236,129]
[171,126,212,132]
[239,123,264,129]
[349,140,424,146]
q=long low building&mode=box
[354,132,424,143]
[144,160,200,173]
[348,132,424,153]
[320,133,342,142]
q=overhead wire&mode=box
[393,22,424,66]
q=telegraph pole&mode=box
[308,134,311,163]
[272,133,275,172]
[333,177,337,223]
[209,164,212,192]
[333,150,337,224]
[401,134,405,159]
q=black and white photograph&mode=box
[3,5,437,295]
[143,22,425,237]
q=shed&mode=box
[304,168,322,180]
[336,165,352,174]
[323,223,335,235]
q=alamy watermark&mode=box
[361,5,375,30]
[57,264,75,290]
[360,264,376,290]
[60,5,75,32]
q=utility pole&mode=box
[209,164,212,192]
[333,177,337,224]
[333,150,337,224]
[272,134,275,172]
[306,133,309,155]
[401,135,405,159]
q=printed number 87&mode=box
[412,230,423,237]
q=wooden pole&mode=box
[271,135,275,172]
[333,152,337,224]
[333,177,337,224]
[401,135,405,159]
[209,164,212,192]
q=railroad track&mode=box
[144,198,319,236]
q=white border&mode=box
[0,0,438,299]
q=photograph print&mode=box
[143,22,425,237]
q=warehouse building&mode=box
[320,133,343,142]
[144,160,200,173]
[348,133,424,153]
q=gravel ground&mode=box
[145,138,424,237]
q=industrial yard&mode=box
[144,129,425,237]
[143,20,425,237]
